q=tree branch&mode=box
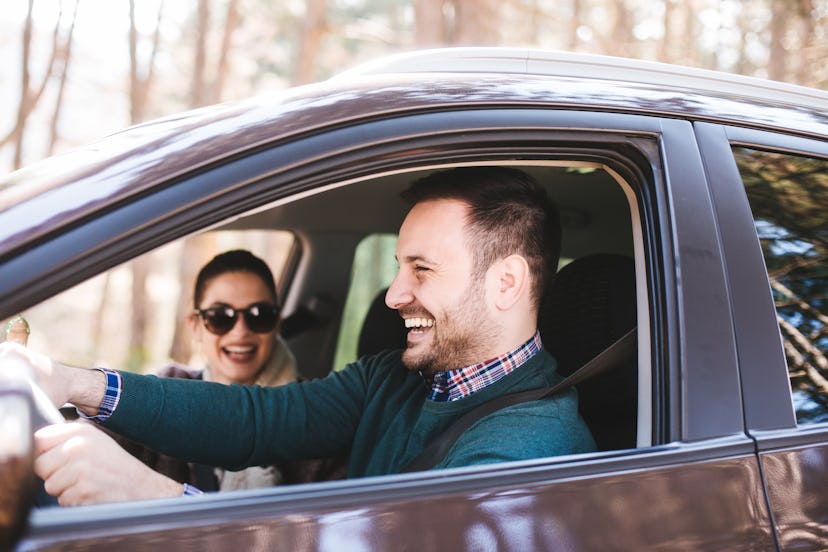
[771,278,828,328]
[778,315,828,393]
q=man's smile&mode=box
[403,316,435,347]
[404,317,434,330]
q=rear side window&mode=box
[5,230,296,374]
[734,148,828,425]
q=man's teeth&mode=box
[405,318,434,329]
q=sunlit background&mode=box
[1,0,827,374]
[3,0,827,173]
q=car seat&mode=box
[357,288,406,358]
[540,253,638,451]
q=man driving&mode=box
[2,166,596,505]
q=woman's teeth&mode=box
[224,345,255,353]
[223,345,255,359]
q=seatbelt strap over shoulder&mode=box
[400,327,638,473]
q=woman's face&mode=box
[191,271,278,385]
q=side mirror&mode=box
[0,382,36,550]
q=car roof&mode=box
[336,47,828,111]
[2,48,827,261]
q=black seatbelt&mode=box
[401,327,638,473]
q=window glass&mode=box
[3,230,295,374]
[333,233,398,370]
[733,147,828,424]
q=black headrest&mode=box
[540,253,638,451]
[281,294,337,340]
[541,254,637,376]
[357,288,406,358]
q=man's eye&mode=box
[414,265,429,272]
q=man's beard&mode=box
[401,280,500,375]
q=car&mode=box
[1,47,827,551]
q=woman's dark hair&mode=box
[401,167,561,308]
[193,249,278,308]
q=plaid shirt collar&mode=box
[426,331,543,402]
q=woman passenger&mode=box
[111,249,345,491]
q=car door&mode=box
[8,103,774,550]
[698,122,828,551]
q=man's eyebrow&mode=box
[399,254,438,265]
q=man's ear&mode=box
[490,254,530,311]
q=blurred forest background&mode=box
[1,0,827,373]
[3,0,827,174]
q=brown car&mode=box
[1,48,827,551]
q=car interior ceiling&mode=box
[223,164,634,260]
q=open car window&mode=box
[17,159,647,476]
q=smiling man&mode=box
[7,166,596,505]
[390,170,547,377]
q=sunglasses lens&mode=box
[244,303,279,333]
[198,303,279,335]
[202,308,237,335]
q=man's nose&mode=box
[385,272,413,310]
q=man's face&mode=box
[386,199,501,374]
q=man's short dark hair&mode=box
[401,166,561,307]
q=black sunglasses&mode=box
[194,302,280,335]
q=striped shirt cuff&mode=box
[182,483,204,496]
[77,368,122,422]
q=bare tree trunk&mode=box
[192,0,210,107]
[609,0,634,59]
[454,0,498,45]
[768,0,788,81]
[129,0,140,122]
[47,0,80,156]
[169,234,217,363]
[11,0,35,169]
[794,0,815,85]
[680,0,699,67]
[128,256,151,372]
[568,0,582,51]
[735,1,751,75]
[414,0,445,46]
[292,0,327,85]
[91,272,112,361]
[659,0,676,62]
[3,0,61,168]
[124,0,165,371]
[128,0,164,123]
[212,0,240,103]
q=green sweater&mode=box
[106,349,596,477]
